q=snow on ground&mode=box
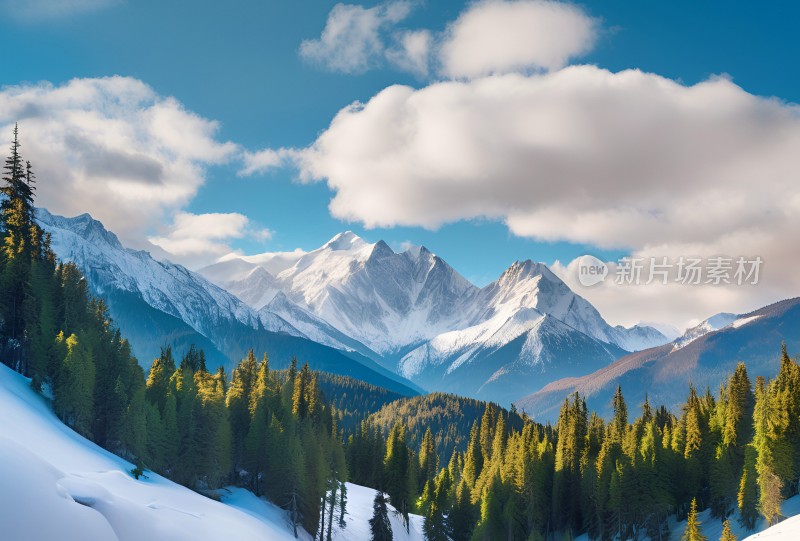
[329,483,424,541]
[731,315,763,329]
[0,362,298,541]
[223,483,425,541]
[745,512,800,539]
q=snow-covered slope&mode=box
[667,494,800,541]
[570,493,800,541]
[744,510,800,540]
[0,363,424,541]
[673,312,738,350]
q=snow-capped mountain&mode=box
[36,209,420,396]
[516,297,800,422]
[204,234,669,404]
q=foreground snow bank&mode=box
[0,363,298,541]
[744,509,800,540]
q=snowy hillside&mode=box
[0,362,298,541]
[0,363,423,541]
[744,511,800,540]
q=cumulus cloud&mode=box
[148,212,272,268]
[0,76,241,263]
[1,0,120,21]
[439,0,598,78]
[300,1,596,79]
[299,1,413,74]
[284,65,800,328]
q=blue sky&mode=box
[1,0,798,327]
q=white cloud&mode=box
[0,0,120,21]
[239,147,297,177]
[286,65,800,327]
[148,212,272,268]
[299,1,413,74]
[439,0,598,78]
[386,29,432,77]
[0,76,243,262]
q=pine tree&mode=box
[418,427,438,493]
[682,498,707,541]
[447,479,477,541]
[771,343,800,493]
[145,347,176,415]
[53,332,96,437]
[1,124,37,258]
[737,446,759,530]
[720,519,737,541]
[369,491,393,541]
[226,350,259,471]
[384,421,414,530]
[753,376,785,526]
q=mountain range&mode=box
[37,207,797,414]
[38,209,672,405]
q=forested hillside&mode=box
[315,371,404,431]
[366,393,527,460]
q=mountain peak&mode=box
[324,231,366,251]
[36,208,123,250]
[501,259,551,283]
